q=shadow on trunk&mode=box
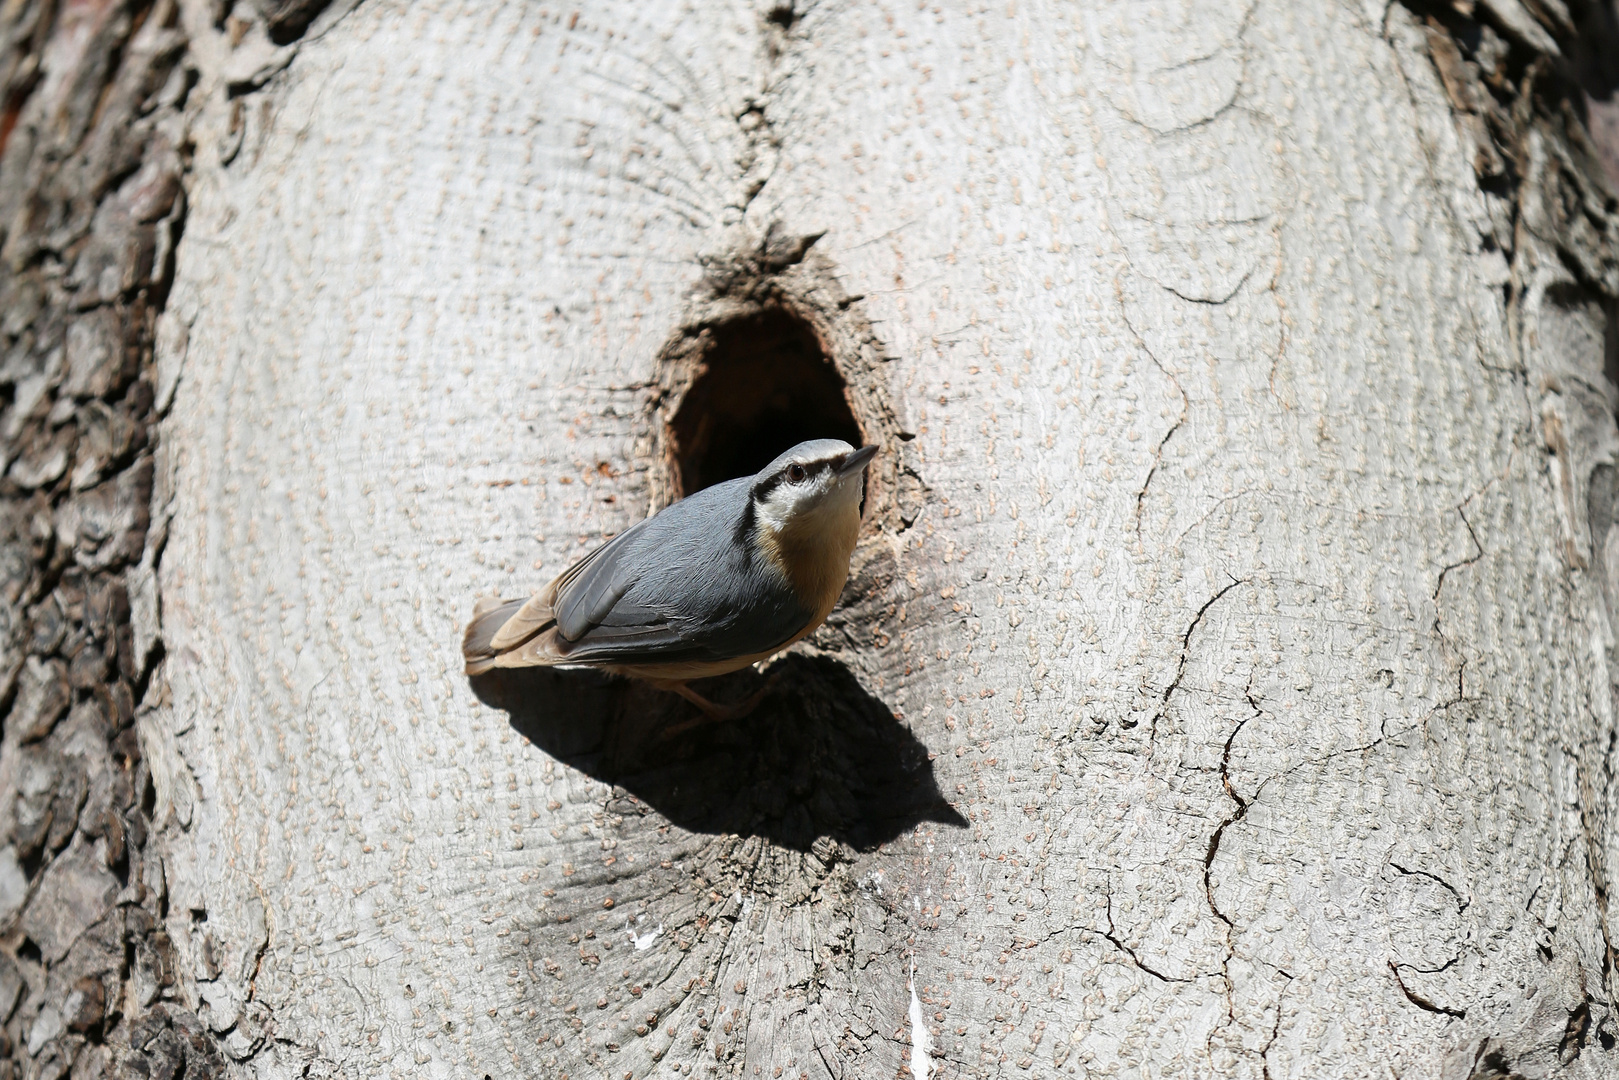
[471,653,966,852]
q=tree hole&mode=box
[1605,295,1618,392]
[668,308,864,496]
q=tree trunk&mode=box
[6,0,1619,1078]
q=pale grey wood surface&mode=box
[134,0,1619,1076]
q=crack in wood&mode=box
[1149,577,1246,752]
[1389,960,1467,1019]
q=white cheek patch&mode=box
[758,494,794,534]
[759,474,837,532]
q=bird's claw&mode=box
[660,671,784,737]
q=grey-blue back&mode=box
[548,477,811,665]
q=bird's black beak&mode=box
[838,445,879,476]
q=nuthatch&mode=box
[463,439,878,721]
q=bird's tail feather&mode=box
[488,592,558,651]
[492,628,569,668]
[463,597,527,675]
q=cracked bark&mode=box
[8,0,1619,1078]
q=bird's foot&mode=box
[661,672,784,737]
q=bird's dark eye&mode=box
[787,463,808,483]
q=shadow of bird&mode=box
[470,655,966,852]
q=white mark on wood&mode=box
[908,958,930,1080]
[626,919,662,951]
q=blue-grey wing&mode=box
[551,525,647,642]
[549,480,811,665]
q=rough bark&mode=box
[7,0,1619,1078]
[0,1,192,1078]
[0,1,336,1077]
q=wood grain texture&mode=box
[138,0,1619,1076]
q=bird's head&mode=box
[749,439,878,542]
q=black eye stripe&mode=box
[751,459,835,501]
[751,473,784,501]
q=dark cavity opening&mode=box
[669,308,863,495]
[1605,295,1619,393]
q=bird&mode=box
[463,439,879,724]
